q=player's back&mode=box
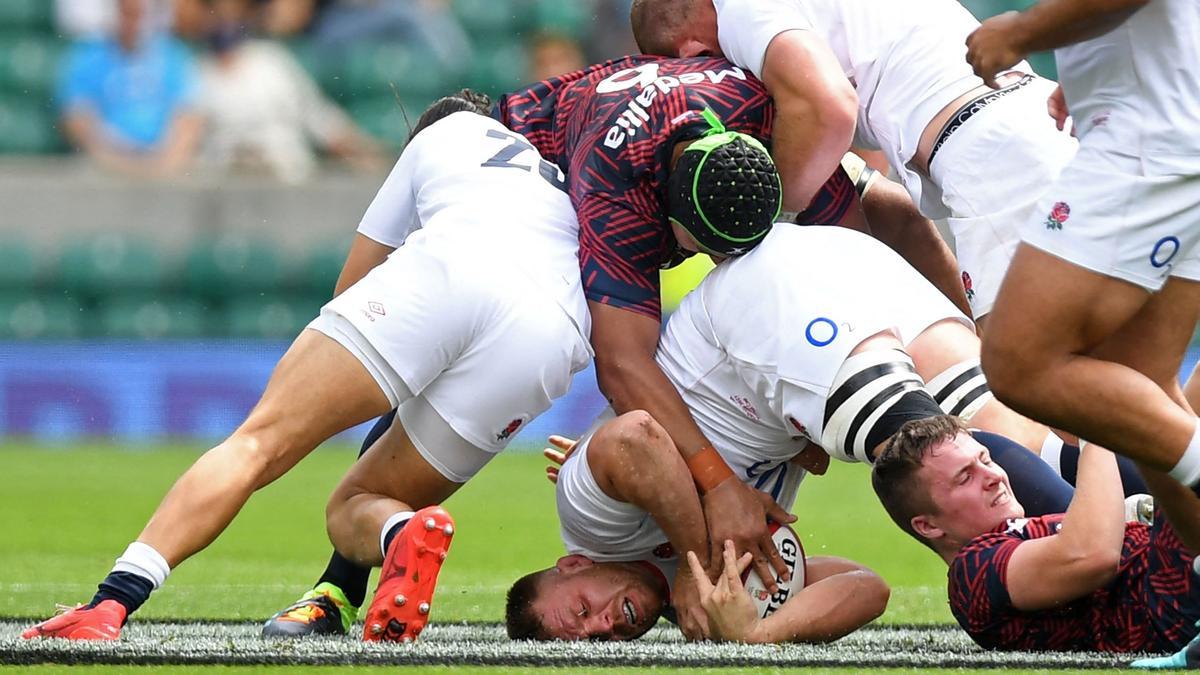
[656,225,968,461]
[376,111,586,327]
[715,0,987,156]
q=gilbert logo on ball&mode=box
[742,522,806,618]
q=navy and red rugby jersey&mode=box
[494,56,856,319]
[948,513,1198,653]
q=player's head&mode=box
[505,555,667,641]
[667,108,781,259]
[406,89,494,146]
[630,0,719,58]
[872,416,1024,558]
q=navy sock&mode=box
[90,571,153,617]
[973,431,1075,516]
[314,409,396,608]
[382,519,410,555]
[1056,443,1150,497]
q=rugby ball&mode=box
[741,522,806,618]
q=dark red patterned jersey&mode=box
[494,56,856,319]
[948,513,1200,653]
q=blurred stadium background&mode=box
[0,0,1061,448]
[0,2,1189,672]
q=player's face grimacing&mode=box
[530,557,667,641]
[913,433,1025,544]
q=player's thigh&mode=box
[239,328,392,484]
[986,243,1152,366]
[334,397,468,510]
[420,291,591,455]
[1089,276,1200,389]
[316,244,483,404]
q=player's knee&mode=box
[979,337,1032,407]
[227,412,304,488]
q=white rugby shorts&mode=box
[1022,138,1200,290]
[309,240,592,474]
[929,77,1078,317]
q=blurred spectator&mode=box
[256,0,323,38]
[527,32,586,82]
[57,0,204,177]
[55,0,174,38]
[308,0,473,75]
[195,0,385,183]
[586,0,637,61]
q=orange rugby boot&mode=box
[22,599,126,641]
[362,506,455,643]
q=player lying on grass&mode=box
[503,415,889,642]
[873,415,1200,655]
[631,0,1078,325]
[503,221,1141,640]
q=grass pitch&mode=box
[0,444,1172,671]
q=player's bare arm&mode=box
[334,234,396,296]
[756,31,858,213]
[1003,443,1124,610]
[967,0,1152,86]
[584,411,719,638]
[687,541,887,644]
[588,301,790,637]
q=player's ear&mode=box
[911,514,944,541]
[678,39,714,58]
[556,554,594,573]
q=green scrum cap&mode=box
[667,108,782,257]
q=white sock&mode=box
[111,542,171,590]
[1040,433,1065,477]
[1168,418,1200,487]
[379,511,416,558]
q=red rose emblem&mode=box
[1050,202,1070,223]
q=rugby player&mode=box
[505,221,1110,642]
[966,0,1200,566]
[262,56,970,640]
[630,0,1079,323]
[873,415,1200,655]
[504,417,889,643]
[21,100,610,643]
[495,58,972,634]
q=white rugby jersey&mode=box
[557,225,968,582]
[355,111,589,339]
[713,0,1027,217]
[656,225,969,462]
[556,414,807,586]
[1055,0,1200,174]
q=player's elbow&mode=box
[592,350,654,409]
[1063,542,1122,591]
[1081,546,1123,585]
[776,84,856,145]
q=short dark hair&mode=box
[871,415,967,550]
[630,0,694,55]
[505,569,552,640]
[406,89,493,146]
